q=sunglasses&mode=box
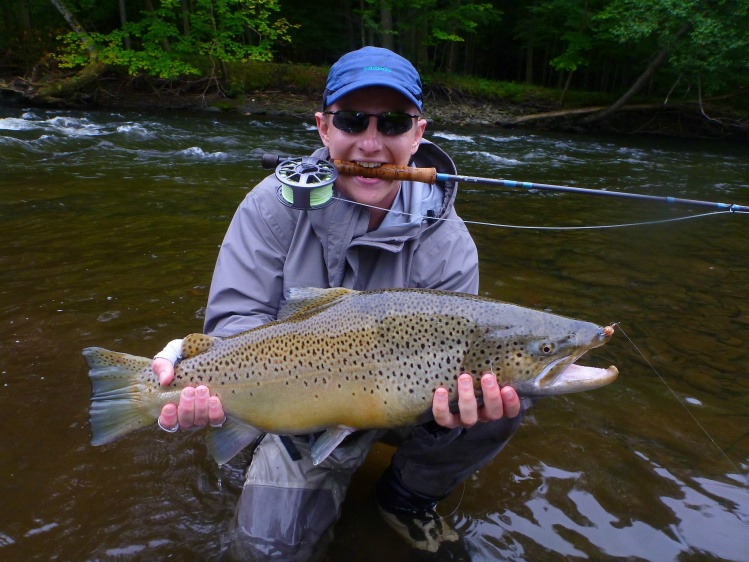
[323,110,420,136]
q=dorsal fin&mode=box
[182,333,219,358]
[278,287,356,320]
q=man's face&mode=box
[316,87,426,218]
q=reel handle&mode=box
[260,154,438,184]
[261,153,294,169]
[333,160,437,184]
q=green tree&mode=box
[584,0,749,122]
[58,0,295,78]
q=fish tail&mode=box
[83,347,156,446]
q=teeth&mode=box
[356,162,381,168]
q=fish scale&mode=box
[84,287,618,464]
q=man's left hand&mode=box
[432,372,520,429]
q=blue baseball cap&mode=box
[322,46,423,112]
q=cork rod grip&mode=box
[333,160,438,184]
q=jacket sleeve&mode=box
[203,182,294,337]
[412,208,479,295]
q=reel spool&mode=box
[271,156,338,210]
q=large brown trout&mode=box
[84,287,618,464]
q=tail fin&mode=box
[83,347,156,446]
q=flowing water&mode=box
[1,106,748,561]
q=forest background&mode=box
[1,0,748,140]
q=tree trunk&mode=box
[181,0,191,36]
[49,0,96,54]
[118,0,132,50]
[19,0,32,36]
[49,0,86,36]
[525,41,534,84]
[359,0,366,46]
[379,0,394,50]
[35,60,106,101]
[463,34,474,75]
[582,23,690,124]
[560,70,574,107]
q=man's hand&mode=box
[153,358,226,431]
[432,372,520,429]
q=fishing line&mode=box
[330,196,736,231]
[439,481,467,522]
[615,323,746,481]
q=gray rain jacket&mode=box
[206,140,526,560]
[204,140,478,336]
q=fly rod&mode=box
[335,160,749,213]
[261,154,749,213]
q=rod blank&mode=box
[332,159,749,213]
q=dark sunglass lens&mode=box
[378,113,414,135]
[332,112,369,133]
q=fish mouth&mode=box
[533,328,618,395]
[534,355,618,395]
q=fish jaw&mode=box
[527,325,618,396]
[532,361,619,395]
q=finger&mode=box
[432,386,459,429]
[193,386,210,426]
[208,396,226,426]
[500,386,521,419]
[457,373,478,427]
[177,386,196,428]
[153,358,175,386]
[478,372,504,422]
[159,403,178,431]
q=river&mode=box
[1,106,748,561]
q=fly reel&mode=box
[264,154,338,210]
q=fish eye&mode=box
[540,342,555,354]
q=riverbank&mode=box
[2,68,747,142]
[115,87,749,142]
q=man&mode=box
[153,46,527,559]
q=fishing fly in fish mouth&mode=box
[84,46,622,558]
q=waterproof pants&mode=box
[229,399,532,560]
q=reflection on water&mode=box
[1,106,748,560]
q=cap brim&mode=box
[325,79,422,112]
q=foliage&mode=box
[57,0,295,78]
[532,0,601,73]
[1,0,748,107]
[420,0,501,45]
[593,0,749,93]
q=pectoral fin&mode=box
[205,416,263,465]
[310,427,354,465]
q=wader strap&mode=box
[279,435,302,461]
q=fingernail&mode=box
[483,375,495,388]
[460,377,471,389]
[197,387,208,398]
[183,387,195,399]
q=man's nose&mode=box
[358,116,383,148]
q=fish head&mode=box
[485,316,617,396]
